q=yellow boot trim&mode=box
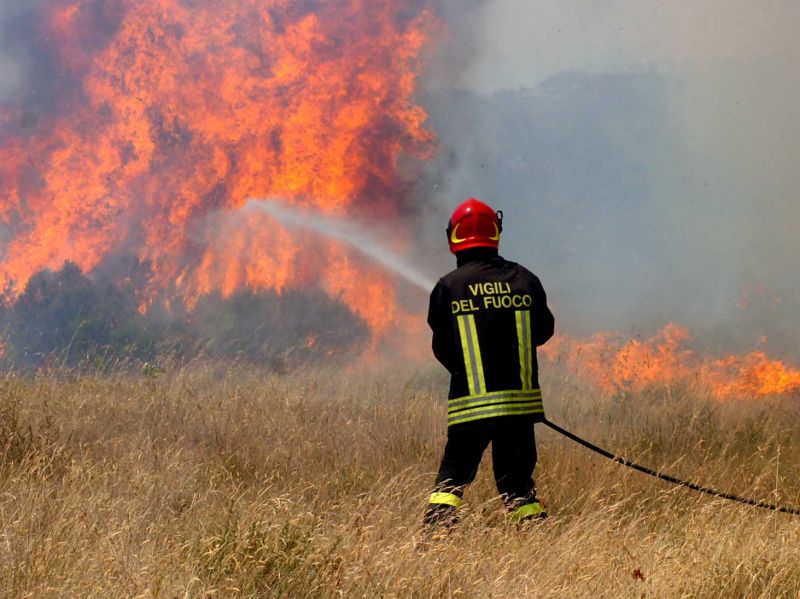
[429,492,463,508]
[511,502,544,522]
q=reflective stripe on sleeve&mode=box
[457,314,485,395]
[429,492,463,508]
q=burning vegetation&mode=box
[0,0,437,365]
[0,261,366,369]
[541,324,800,401]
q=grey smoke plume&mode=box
[0,2,24,102]
[0,0,57,110]
[426,0,800,355]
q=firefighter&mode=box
[424,198,555,527]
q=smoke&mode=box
[426,0,800,354]
[0,43,22,104]
[0,0,63,110]
[0,2,26,102]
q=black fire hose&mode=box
[541,418,800,516]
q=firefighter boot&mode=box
[510,499,547,525]
[423,491,463,530]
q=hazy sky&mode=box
[468,1,797,89]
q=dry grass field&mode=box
[2,363,800,597]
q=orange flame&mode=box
[541,324,800,400]
[0,0,437,335]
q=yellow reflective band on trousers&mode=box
[457,314,485,395]
[515,310,533,389]
[511,502,544,522]
[429,492,463,508]
[447,389,543,427]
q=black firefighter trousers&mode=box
[424,418,541,526]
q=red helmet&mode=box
[446,198,503,254]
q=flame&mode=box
[702,352,800,399]
[0,0,437,336]
[541,324,800,400]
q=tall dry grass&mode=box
[1,364,800,597]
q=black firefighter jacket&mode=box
[428,251,555,429]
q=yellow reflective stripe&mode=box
[457,314,485,395]
[457,315,477,394]
[448,389,542,412]
[450,399,543,419]
[511,502,545,522]
[515,310,526,388]
[429,492,463,508]
[448,403,543,426]
[515,310,532,389]
[469,315,486,393]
